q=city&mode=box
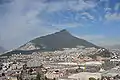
[0,0,120,80]
[0,46,120,80]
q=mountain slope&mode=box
[20,29,98,50]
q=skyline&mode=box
[0,0,120,49]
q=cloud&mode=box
[105,3,120,21]
[51,23,83,29]
[79,35,105,40]
[114,3,120,12]
[96,38,120,46]
[0,0,12,5]
[43,0,97,11]
[1,0,120,49]
[105,13,120,21]
[0,0,97,49]
[78,34,120,47]
[0,0,56,49]
[81,12,95,20]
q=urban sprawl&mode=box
[0,46,120,80]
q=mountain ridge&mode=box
[19,29,99,50]
[1,30,112,57]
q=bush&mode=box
[36,73,41,80]
[89,77,96,80]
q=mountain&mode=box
[19,29,98,50]
[1,30,112,57]
[0,46,5,53]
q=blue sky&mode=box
[0,0,120,49]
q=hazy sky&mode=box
[0,0,120,49]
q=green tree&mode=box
[36,72,48,80]
[89,77,96,80]
[36,73,41,80]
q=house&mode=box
[68,72,101,80]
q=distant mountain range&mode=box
[105,45,120,49]
[19,29,98,50]
[0,46,6,53]
[1,29,112,57]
